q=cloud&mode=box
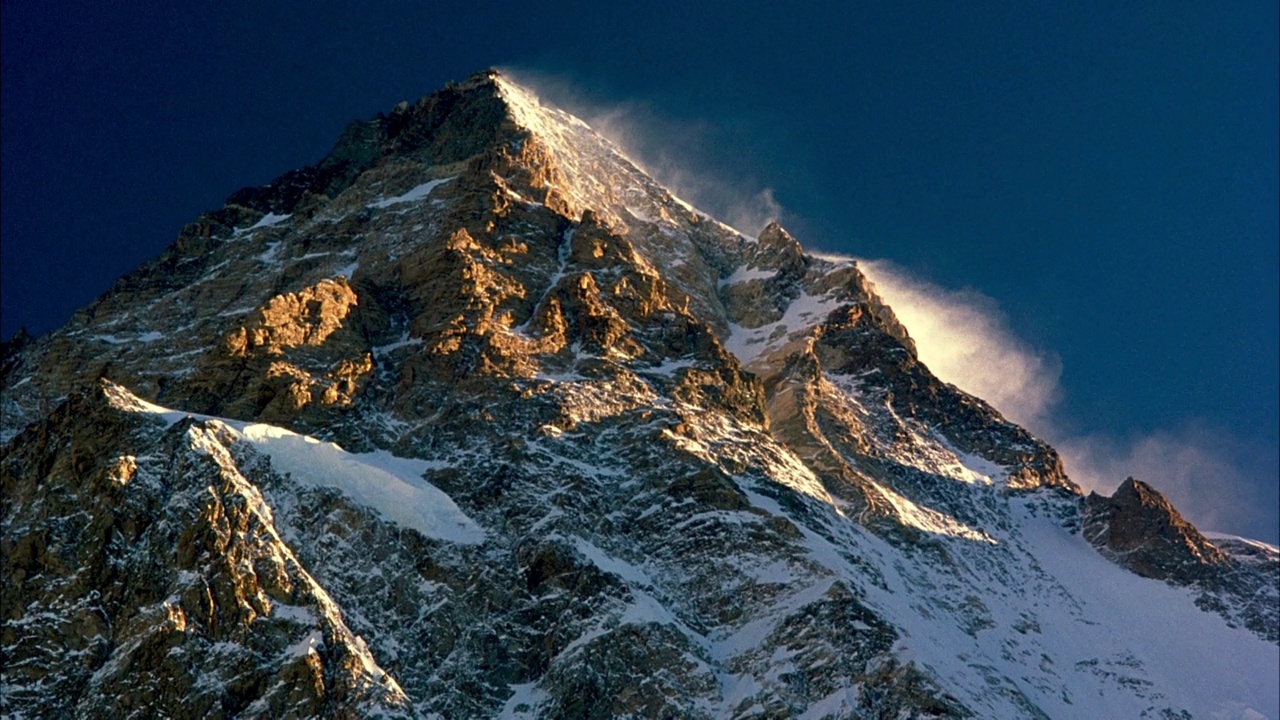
[496,66,784,237]
[859,259,1277,542]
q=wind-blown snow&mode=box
[1203,531,1280,555]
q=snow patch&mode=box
[104,384,484,544]
[497,682,548,719]
[718,265,778,287]
[283,630,323,658]
[725,289,845,366]
[237,424,485,545]
[248,213,291,230]
[233,213,291,237]
[256,242,282,266]
[368,176,456,209]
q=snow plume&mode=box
[495,66,784,237]
[858,259,1062,433]
[858,259,1278,543]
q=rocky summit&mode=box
[2,70,1276,719]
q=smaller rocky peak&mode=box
[1082,477,1229,583]
[756,220,794,247]
[457,67,504,90]
[1113,476,1171,510]
[751,221,806,274]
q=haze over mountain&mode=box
[2,71,1275,719]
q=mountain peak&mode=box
[3,70,1276,719]
[1083,476,1230,581]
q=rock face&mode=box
[1083,477,1229,582]
[2,383,410,719]
[2,70,1277,719]
[1083,477,1279,642]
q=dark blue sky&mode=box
[3,2,1276,540]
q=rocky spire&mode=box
[1082,477,1229,581]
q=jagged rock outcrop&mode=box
[1083,477,1279,642]
[2,70,1276,719]
[1,382,409,718]
[1082,477,1229,582]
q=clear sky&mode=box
[2,2,1276,541]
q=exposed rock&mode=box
[1083,477,1229,581]
[1083,477,1277,641]
[2,69,1274,720]
[1,383,409,718]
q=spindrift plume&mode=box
[856,259,1273,540]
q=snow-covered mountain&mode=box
[2,69,1276,719]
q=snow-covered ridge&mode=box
[105,384,484,544]
[1203,531,1280,556]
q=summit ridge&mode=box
[2,70,1276,719]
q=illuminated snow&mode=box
[107,385,483,544]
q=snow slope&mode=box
[108,385,483,544]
